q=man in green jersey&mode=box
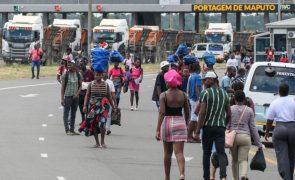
[195,71,231,180]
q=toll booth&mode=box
[254,18,295,62]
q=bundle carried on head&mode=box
[183,54,198,65]
[202,52,216,68]
[175,43,189,59]
[110,50,124,63]
[91,46,110,73]
[167,54,178,64]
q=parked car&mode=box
[244,62,295,136]
[192,43,224,63]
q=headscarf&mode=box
[164,69,182,88]
[175,43,189,58]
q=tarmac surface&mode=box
[0,70,281,180]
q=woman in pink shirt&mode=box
[109,61,124,106]
[129,58,143,110]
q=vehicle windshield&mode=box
[208,44,223,51]
[93,32,115,43]
[197,45,206,51]
[5,29,34,43]
[250,66,295,95]
[205,34,228,44]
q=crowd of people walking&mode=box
[154,43,294,180]
[54,42,294,180]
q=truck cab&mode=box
[51,19,82,52]
[204,23,233,60]
[93,19,129,56]
[2,15,43,63]
[244,62,295,136]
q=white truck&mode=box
[93,19,129,55]
[204,23,233,60]
[2,15,43,63]
[50,19,83,52]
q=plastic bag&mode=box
[176,43,189,58]
[250,149,266,171]
[203,52,216,67]
[110,50,124,63]
[167,54,177,63]
[91,47,110,72]
[111,108,121,126]
[211,152,229,168]
[183,54,198,65]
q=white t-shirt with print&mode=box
[226,58,238,67]
[105,79,115,93]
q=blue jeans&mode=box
[31,60,41,78]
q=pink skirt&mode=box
[129,80,140,92]
[161,116,187,142]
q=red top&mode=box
[31,48,43,61]
[82,69,95,82]
[266,49,275,60]
[109,67,124,79]
[279,57,289,63]
[57,65,67,76]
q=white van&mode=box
[244,62,295,136]
[192,43,224,63]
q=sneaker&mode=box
[131,106,134,111]
[70,131,80,136]
[66,131,72,136]
[135,106,138,111]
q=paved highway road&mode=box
[0,72,280,180]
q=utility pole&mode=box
[87,0,92,57]
[278,0,281,21]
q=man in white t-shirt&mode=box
[103,73,116,135]
[265,83,295,180]
[226,53,238,69]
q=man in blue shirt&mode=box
[187,63,203,142]
[221,66,236,94]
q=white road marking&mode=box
[147,85,152,88]
[0,82,57,91]
[152,78,156,81]
[42,124,47,127]
[48,114,54,117]
[59,106,63,109]
[144,74,156,77]
[56,176,66,180]
[172,153,194,162]
[38,137,45,141]
[40,153,48,158]
[19,94,39,98]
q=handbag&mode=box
[225,106,247,148]
[111,108,121,126]
[250,149,266,171]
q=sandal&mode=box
[179,174,185,180]
[93,144,101,148]
[101,144,107,148]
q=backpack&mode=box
[64,71,81,92]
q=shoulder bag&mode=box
[225,106,246,148]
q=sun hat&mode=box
[164,69,182,88]
[201,71,218,79]
[160,61,170,68]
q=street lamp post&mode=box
[87,0,92,58]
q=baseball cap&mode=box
[201,71,218,79]
[160,61,170,68]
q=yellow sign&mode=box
[193,4,277,12]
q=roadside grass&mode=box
[0,61,226,80]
